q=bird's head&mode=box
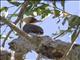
[22,17,42,24]
[22,17,44,36]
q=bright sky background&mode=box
[1,1,80,60]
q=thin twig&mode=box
[54,6,72,16]
[2,30,12,47]
[49,3,72,16]
[2,1,29,47]
[2,6,21,47]
[66,26,80,56]
[53,27,71,39]
[60,25,80,60]
[53,31,65,39]
[0,16,31,45]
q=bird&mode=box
[22,17,44,35]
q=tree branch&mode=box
[0,16,31,42]
[2,0,29,47]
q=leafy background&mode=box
[0,0,80,60]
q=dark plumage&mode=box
[22,17,44,35]
[23,24,43,35]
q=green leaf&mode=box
[25,3,33,16]
[30,0,40,4]
[25,1,41,16]
[7,0,21,6]
[11,14,18,17]
[0,34,6,39]
[66,28,72,32]
[40,3,49,9]
[71,29,79,43]
[69,15,80,28]
[41,12,47,19]
[7,0,16,2]
[0,7,8,12]
[25,2,50,18]
[41,9,51,19]
[54,10,60,17]
[33,3,49,11]
[61,0,65,10]
[31,3,50,18]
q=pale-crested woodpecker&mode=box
[22,17,44,35]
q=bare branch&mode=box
[2,0,29,47]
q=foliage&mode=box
[0,0,80,49]
[0,7,8,12]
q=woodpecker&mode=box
[22,17,44,35]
